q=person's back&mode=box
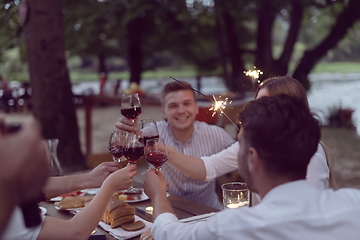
[209,181,360,239]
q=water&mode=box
[307,73,360,135]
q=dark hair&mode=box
[255,76,309,108]
[160,81,196,106]
[238,94,320,180]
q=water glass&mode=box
[221,182,249,209]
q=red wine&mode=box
[121,107,142,119]
[146,151,168,169]
[123,146,144,162]
[140,135,159,145]
[108,145,123,158]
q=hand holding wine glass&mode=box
[121,93,141,123]
[146,138,168,171]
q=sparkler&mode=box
[244,66,263,88]
[170,77,240,131]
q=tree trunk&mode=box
[97,52,107,75]
[222,10,247,93]
[275,0,304,75]
[293,0,360,90]
[24,0,86,172]
[255,0,277,79]
[214,0,230,88]
[127,16,143,85]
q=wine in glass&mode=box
[121,93,142,122]
[108,130,127,162]
[146,138,168,171]
[123,132,144,193]
[139,119,159,144]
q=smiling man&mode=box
[116,81,235,209]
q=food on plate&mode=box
[121,221,146,231]
[101,197,145,231]
[115,190,143,202]
[61,190,84,198]
[54,195,94,210]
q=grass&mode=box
[312,62,360,74]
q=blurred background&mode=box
[1,0,359,188]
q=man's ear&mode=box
[248,147,260,173]
[161,108,167,121]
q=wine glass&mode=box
[139,118,159,145]
[121,93,142,122]
[123,132,144,193]
[108,130,127,162]
[145,138,168,171]
[43,139,63,176]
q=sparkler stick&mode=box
[170,76,240,131]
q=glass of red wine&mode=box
[108,130,127,162]
[146,138,168,171]
[139,119,159,144]
[121,93,142,123]
[123,132,144,193]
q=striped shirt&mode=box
[157,120,235,209]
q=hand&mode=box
[0,119,50,204]
[84,162,120,188]
[104,164,137,192]
[143,170,168,199]
[115,116,138,133]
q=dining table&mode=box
[39,191,220,240]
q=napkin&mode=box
[98,215,153,240]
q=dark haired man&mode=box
[116,81,235,209]
[143,94,360,240]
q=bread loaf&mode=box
[102,197,143,230]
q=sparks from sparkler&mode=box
[170,77,240,131]
[244,66,263,86]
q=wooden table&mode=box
[40,194,219,240]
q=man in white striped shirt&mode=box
[116,81,235,209]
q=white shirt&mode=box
[2,207,45,240]
[203,142,330,190]
[152,180,360,240]
[157,120,235,209]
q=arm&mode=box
[166,145,207,180]
[42,161,120,199]
[143,170,174,221]
[306,143,330,190]
[37,164,137,240]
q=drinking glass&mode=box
[123,132,144,193]
[43,138,63,176]
[121,93,142,122]
[139,118,159,146]
[145,138,168,171]
[108,130,127,162]
[221,182,249,209]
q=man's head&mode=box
[237,94,320,193]
[160,81,198,132]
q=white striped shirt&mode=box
[157,120,235,209]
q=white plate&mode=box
[39,206,47,215]
[82,188,100,195]
[50,196,63,202]
[54,205,83,211]
[124,192,149,203]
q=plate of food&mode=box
[54,195,94,211]
[50,190,86,202]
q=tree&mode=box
[24,0,85,171]
[293,0,360,89]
